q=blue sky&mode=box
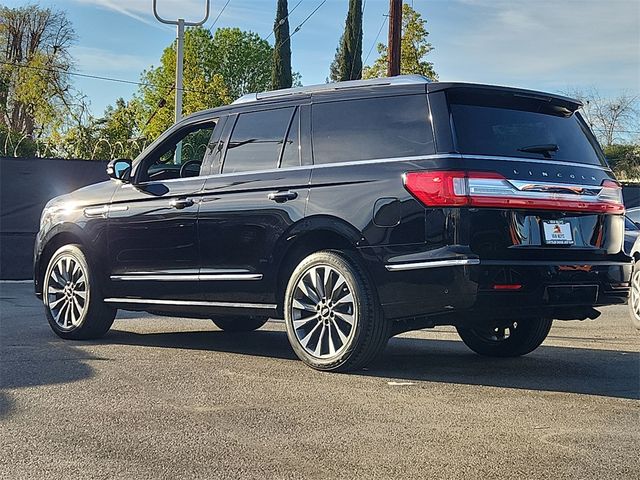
[6,0,640,116]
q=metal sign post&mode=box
[152,0,210,163]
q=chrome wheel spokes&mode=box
[291,265,357,358]
[631,271,640,319]
[47,255,88,330]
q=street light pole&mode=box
[152,0,210,124]
[175,18,185,125]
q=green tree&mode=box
[271,0,292,89]
[329,0,363,82]
[136,27,272,139]
[0,4,76,140]
[362,4,437,80]
[51,98,145,160]
[604,144,640,180]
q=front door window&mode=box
[139,121,217,182]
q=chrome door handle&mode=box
[268,191,298,203]
[170,198,195,209]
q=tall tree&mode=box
[0,4,76,138]
[136,27,272,139]
[271,0,292,89]
[362,4,437,80]
[329,0,363,82]
[564,87,639,147]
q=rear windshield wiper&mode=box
[517,144,559,158]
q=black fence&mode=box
[0,157,108,280]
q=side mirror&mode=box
[107,159,132,182]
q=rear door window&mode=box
[223,107,294,174]
[280,107,300,168]
[312,95,434,164]
[448,89,605,165]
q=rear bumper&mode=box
[361,247,631,320]
[472,260,630,310]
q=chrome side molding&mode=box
[84,204,129,218]
[385,258,480,272]
[104,297,276,310]
[110,272,262,281]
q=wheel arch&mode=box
[272,215,371,316]
[35,225,92,297]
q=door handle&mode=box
[268,191,298,203]
[170,198,195,209]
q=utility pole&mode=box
[387,0,402,77]
[152,0,209,163]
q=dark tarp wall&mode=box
[0,157,108,280]
[622,183,640,210]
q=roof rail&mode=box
[232,74,431,105]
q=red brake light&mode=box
[404,171,625,214]
[402,171,469,207]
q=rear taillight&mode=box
[403,171,625,214]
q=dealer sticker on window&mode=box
[542,220,574,245]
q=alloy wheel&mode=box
[46,255,88,330]
[631,270,640,321]
[290,264,357,358]
[476,322,518,342]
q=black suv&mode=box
[35,75,631,371]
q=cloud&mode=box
[72,46,154,74]
[436,0,640,93]
[70,0,241,28]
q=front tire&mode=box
[284,250,390,372]
[211,316,268,332]
[43,244,116,340]
[628,260,640,330]
[456,317,553,357]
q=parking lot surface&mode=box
[1,282,639,479]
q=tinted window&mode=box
[223,108,293,174]
[625,217,639,231]
[312,95,434,164]
[280,108,300,168]
[141,122,216,182]
[448,90,605,165]
[627,208,640,224]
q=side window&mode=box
[223,107,294,174]
[141,121,216,182]
[311,95,434,164]
[280,108,300,168]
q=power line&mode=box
[208,0,232,32]
[265,0,306,41]
[0,60,211,96]
[361,14,388,75]
[249,0,328,83]
[293,0,327,34]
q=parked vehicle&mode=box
[35,75,632,371]
[623,214,640,329]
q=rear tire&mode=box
[211,316,268,332]
[456,317,553,357]
[284,250,390,372]
[628,260,640,330]
[43,244,116,340]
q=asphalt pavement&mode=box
[1,282,639,479]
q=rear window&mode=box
[448,90,605,166]
[223,107,294,174]
[312,95,435,164]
